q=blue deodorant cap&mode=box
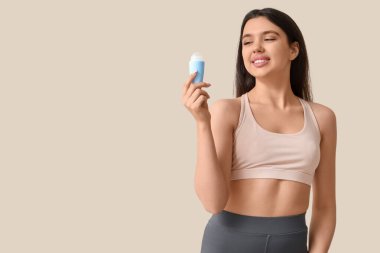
[189,52,205,83]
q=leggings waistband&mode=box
[209,210,308,235]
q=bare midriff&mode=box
[223,178,311,217]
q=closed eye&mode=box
[243,39,275,45]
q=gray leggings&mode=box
[200,210,309,253]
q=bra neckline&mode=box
[245,93,307,136]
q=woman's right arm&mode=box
[194,100,234,214]
[182,72,233,214]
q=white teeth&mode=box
[254,59,269,63]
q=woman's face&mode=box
[241,17,299,78]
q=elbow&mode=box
[208,209,223,215]
[205,194,229,215]
[195,181,230,215]
[205,206,225,215]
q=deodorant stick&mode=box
[189,52,205,83]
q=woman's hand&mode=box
[182,72,212,124]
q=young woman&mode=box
[181,8,336,253]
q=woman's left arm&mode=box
[308,105,337,253]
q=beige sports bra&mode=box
[230,93,321,186]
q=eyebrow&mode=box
[242,30,280,39]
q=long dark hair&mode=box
[234,8,313,101]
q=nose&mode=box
[252,41,264,53]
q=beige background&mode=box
[1,0,379,252]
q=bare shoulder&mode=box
[307,100,337,138]
[209,96,241,131]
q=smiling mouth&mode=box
[252,59,270,64]
[251,59,270,67]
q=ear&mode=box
[290,41,299,61]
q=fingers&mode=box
[184,82,211,101]
[193,94,208,108]
[188,87,210,105]
[182,72,198,96]
[181,71,212,109]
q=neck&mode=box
[248,72,298,109]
